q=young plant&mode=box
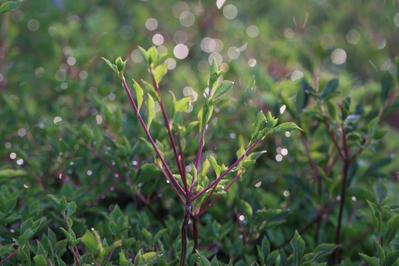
[103,46,301,264]
[277,69,399,264]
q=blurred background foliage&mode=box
[1,0,399,265]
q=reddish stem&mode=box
[334,126,350,263]
[194,125,207,171]
[121,77,186,198]
[193,140,260,201]
[150,70,188,193]
[197,171,241,217]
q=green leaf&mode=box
[255,209,291,227]
[141,79,159,101]
[359,253,379,266]
[33,254,47,266]
[290,231,305,266]
[101,57,118,75]
[274,122,302,133]
[320,79,339,101]
[383,214,399,244]
[266,111,278,128]
[147,94,156,129]
[241,200,253,218]
[115,56,126,73]
[66,201,77,216]
[257,236,270,263]
[0,169,26,180]
[0,1,19,14]
[190,251,211,266]
[296,79,311,112]
[80,230,103,255]
[119,250,130,266]
[153,64,167,84]
[375,179,387,204]
[381,71,394,103]
[311,244,336,262]
[138,46,149,63]
[209,155,223,177]
[134,251,158,265]
[174,97,191,113]
[213,80,234,100]
[133,80,144,110]
[147,47,159,65]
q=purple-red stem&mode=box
[194,126,207,171]
[197,171,241,217]
[121,77,186,198]
[150,70,189,193]
[179,203,192,266]
[193,140,260,201]
[334,127,350,263]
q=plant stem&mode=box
[120,76,186,198]
[334,127,349,263]
[180,204,192,266]
[192,215,200,252]
[198,171,241,217]
[150,70,188,192]
[194,125,207,171]
[334,159,349,263]
[193,140,260,201]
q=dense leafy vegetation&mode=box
[1,0,399,265]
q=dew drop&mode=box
[248,58,257,68]
[53,116,63,124]
[279,105,286,114]
[95,115,103,125]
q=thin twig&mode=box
[0,248,18,265]
[193,140,260,201]
[334,126,349,263]
[121,76,186,198]
[149,70,188,193]
[197,171,241,217]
